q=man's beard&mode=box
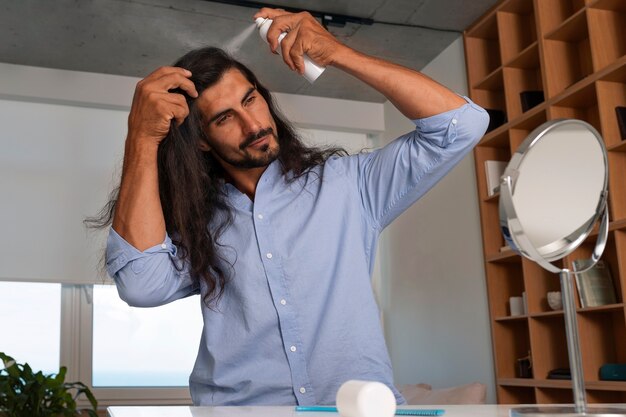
[212,127,279,169]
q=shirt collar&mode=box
[223,159,283,210]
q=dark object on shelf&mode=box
[547,368,571,380]
[616,106,626,141]
[600,363,626,381]
[517,354,532,378]
[520,90,544,112]
[485,109,507,132]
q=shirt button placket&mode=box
[254,206,312,403]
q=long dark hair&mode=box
[86,47,346,306]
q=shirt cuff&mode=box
[412,95,486,148]
[106,228,176,277]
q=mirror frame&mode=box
[499,119,609,265]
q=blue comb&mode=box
[295,406,445,416]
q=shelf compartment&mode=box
[465,13,502,85]
[597,80,626,149]
[542,10,593,98]
[607,152,626,222]
[596,63,626,149]
[587,389,626,403]
[508,108,548,152]
[486,261,525,319]
[587,5,626,72]
[535,387,573,404]
[479,127,510,148]
[493,319,531,379]
[522,258,562,315]
[505,42,540,69]
[535,0,587,36]
[498,385,536,404]
[549,82,601,134]
[544,8,588,42]
[614,230,626,302]
[578,307,626,382]
[471,69,507,134]
[529,315,570,381]
[503,66,544,121]
[497,0,537,65]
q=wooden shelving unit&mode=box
[464,0,626,405]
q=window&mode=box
[0,281,61,374]
[92,285,202,387]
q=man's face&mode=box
[197,68,279,170]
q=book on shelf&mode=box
[484,160,507,197]
[572,259,618,308]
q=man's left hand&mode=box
[253,8,349,75]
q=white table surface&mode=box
[107,405,514,417]
[107,404,626,417]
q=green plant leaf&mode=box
[0,353,98,417]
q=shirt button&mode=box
[280,299,287,305]
[257,214,263,219]
[266,253,273,259]
[451,118,458,124]
[290,345,297,352]
[299,387,306,394]
[161,243,167,249]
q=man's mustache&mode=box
[240,128,275,150]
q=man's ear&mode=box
[198,140,212,152]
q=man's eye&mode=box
[216,114,231,125]
[245,96,256,105]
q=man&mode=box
[104,7,488,406]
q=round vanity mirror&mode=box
[500,119,608,268]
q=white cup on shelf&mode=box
[509,296,524,316]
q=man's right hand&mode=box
[127,66,199,146]
[113,67,197,250]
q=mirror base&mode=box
[510,406,626,417]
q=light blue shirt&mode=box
[106,97,489,406]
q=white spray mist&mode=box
[224,23,257,55]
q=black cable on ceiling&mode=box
[201,0,462,34]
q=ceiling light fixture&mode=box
[203,0,372,29]
[201,0,460,33]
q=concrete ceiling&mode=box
[0,0,498,102]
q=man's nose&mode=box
[240,110,262,135]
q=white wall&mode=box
[379,37,496,403]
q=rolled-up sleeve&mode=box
[106,228,199,307]
[349,96,489,230]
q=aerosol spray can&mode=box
[255,17,326,83]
